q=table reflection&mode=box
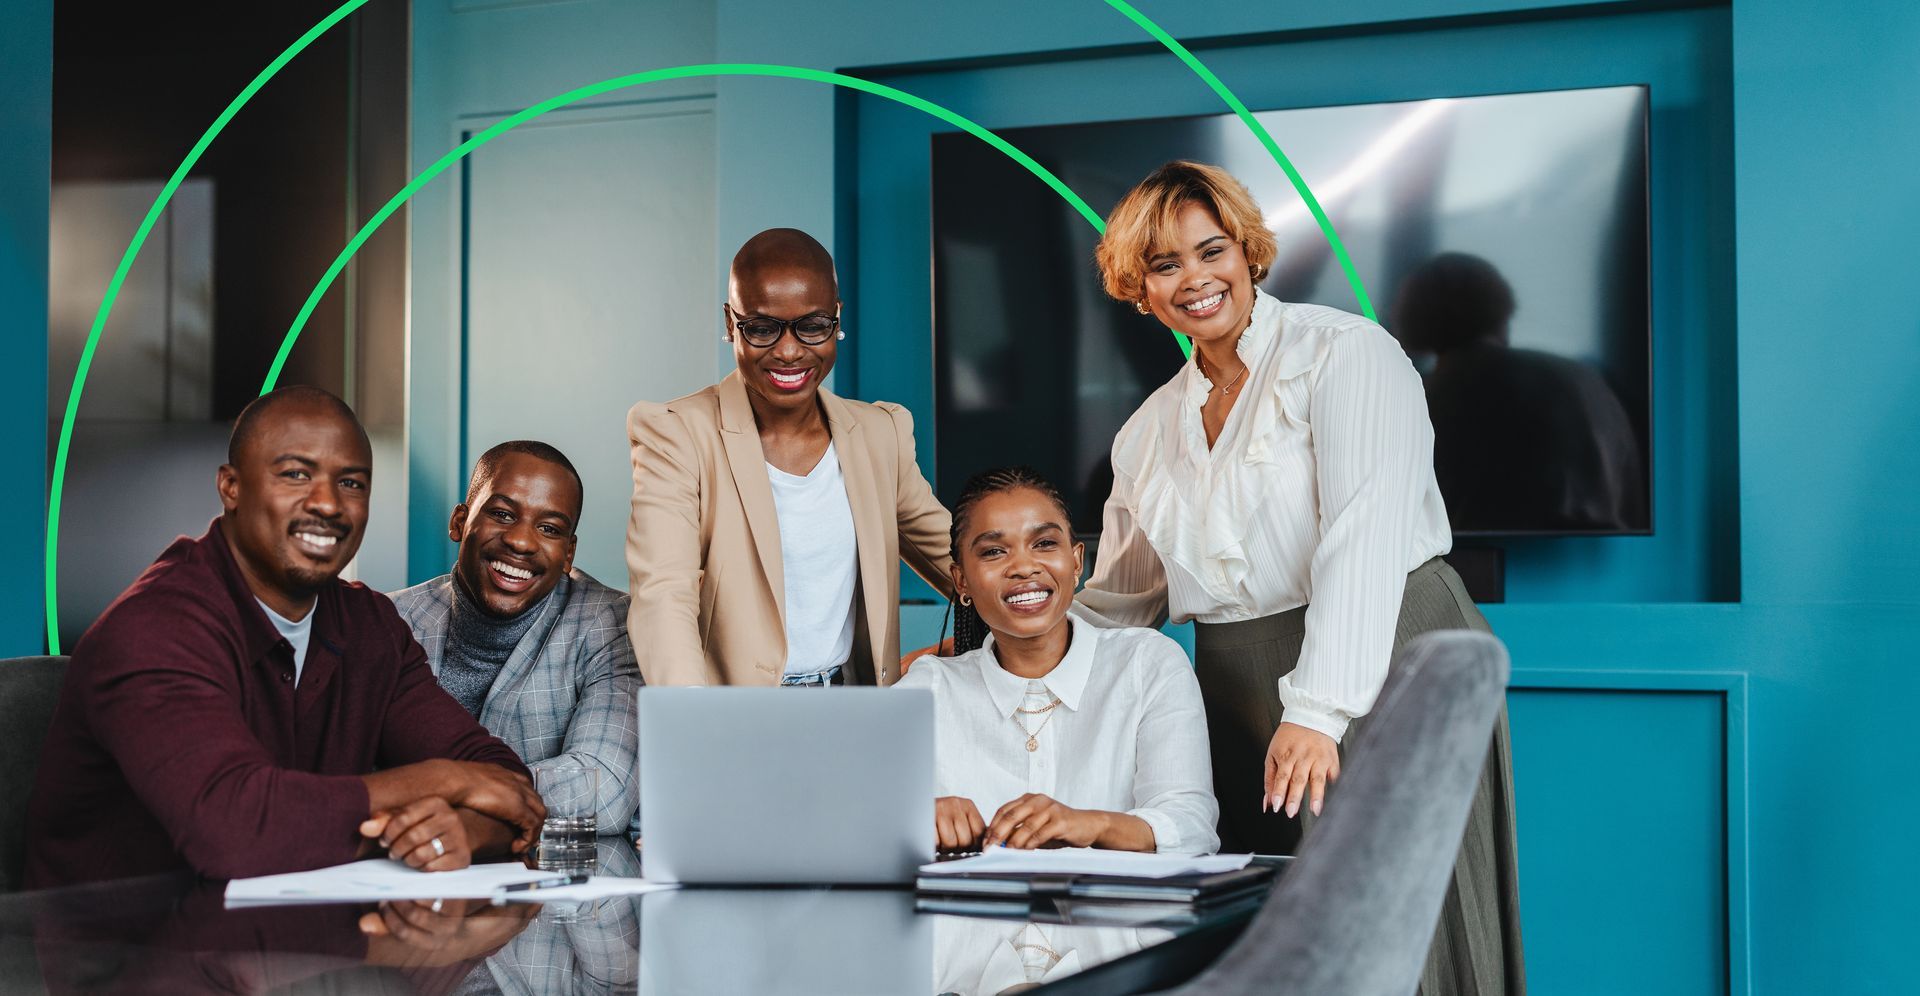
[1,839,1248,995]
[639,889,927,995]
[452,840,641,996]
[21,876,530,994]
[931,918,1170,996]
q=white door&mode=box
[409,0,719,585]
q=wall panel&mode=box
[463,101,719,585]
[1508,679,1735,994]
[1,0,50,654]
[411,0,718,581]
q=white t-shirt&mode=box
[894,615,1219,855]
[766,442,858,676]
[256,597,314,687]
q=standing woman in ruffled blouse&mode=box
[1077,161,1523,995]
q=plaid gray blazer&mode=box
[460,840,644,996]
[391,569,640,832]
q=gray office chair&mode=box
[1,656,67,893]
[1173,630,1511,996]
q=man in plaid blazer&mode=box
[392,440,640,834]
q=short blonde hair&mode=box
[1094,160,1277,304]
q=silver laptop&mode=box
[638,686,934,884]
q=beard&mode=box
[279,557,343,593]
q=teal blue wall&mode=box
[1508,679,1731,994]
[1730,0,1920,607]
[715,0,1920,991]
[1,0,50,656]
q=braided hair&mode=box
[944,466,1075,655]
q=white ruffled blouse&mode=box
[1076,291,1452,742]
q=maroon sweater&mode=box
[22,519,530,889]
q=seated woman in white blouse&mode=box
[896,466,1218,856]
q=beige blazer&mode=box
[626,372,954,687]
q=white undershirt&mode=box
[256,597,314,687]
[766,442,858,676]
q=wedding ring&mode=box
[430,836,445,857]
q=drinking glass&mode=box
[534,761,598,870]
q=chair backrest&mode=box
[0,656,68,893]
[1176,630,1510,996]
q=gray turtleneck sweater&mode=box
[439,575,550,717]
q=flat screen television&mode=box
[931,85,1651,537]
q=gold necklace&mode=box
[1197,353,1250,395]
[1014,940,1063,972]
[1012,693,1062,751]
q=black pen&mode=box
[490,873,589,901]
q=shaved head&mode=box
[228,385,366,466]
[729,228,837,300]
[723,228,841,418]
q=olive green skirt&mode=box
[1192,556,1525,996]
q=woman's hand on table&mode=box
[935,796,987,853]
[1265,722,1340,818]
[983,793,1112,850]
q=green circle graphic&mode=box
[44,0,1372,653]
[261,64,1112,393]
[1102,0,1376,320]
[44,0,374,653]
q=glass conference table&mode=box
[0,840,1269,995]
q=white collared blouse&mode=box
[895,615,1219,855]
[1076,291,1452,743]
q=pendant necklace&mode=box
[1013,693,1062,751]
[1197,353,1250,395]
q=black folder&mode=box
[913,889,1271,927]
[914,862,1278,907]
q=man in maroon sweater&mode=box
[23,386,545,889]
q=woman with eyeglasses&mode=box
[625,228,953,688]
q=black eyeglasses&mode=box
[726,305,840,347]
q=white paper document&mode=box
[918,848,1254,879]
[225,858,679,907]
[225,859,554,905]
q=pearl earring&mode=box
[836,329,847,341]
